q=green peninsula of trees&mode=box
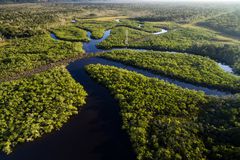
[76,20,116,39]
[0,66,87,154]
[98,26,240,74]
[51,26,89,42]
[86,64,240,160]
[0,34,84,80]
[75,19,165,40]
[98,26,150,49]
[100,50,240,92]
[198,11,240,38]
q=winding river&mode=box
[72,28,235,74]
[1,27,236,160]
[153,29,168,35]
[83,30,111,53]
[58,28,234,96]
[0,57,135,160]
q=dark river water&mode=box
[83,30,111,53]
[0,56,231,159]
[52,28,235,74]
[50,33,59,40]
[77,58,229,96]
[0,28,236,160]
[0,58,136,160]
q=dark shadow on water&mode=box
[0,58,136,160]
[0,28,233,160]
[78,58,229,96]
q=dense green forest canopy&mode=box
[198,11,240,39]
[0,3,88,38]
[132,3,225,23]
[0,2,235,38]
[100,50,240,92]
[0,3,127,38]
[0,3,240,158]
[98,25,240,74]
[86,64,240,160]
[76,19,117,39]
[76,19,166,37]
[0,66,87,154]
[0,34,84,80]
[51,26,89,41]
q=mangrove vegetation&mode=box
[0,66,87,154]
[86,64,240,160]
[100,50,240,92]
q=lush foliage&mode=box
[99,26,240,73]
[0,4,55,38]
[132,3,224,23]
[115,19,163,33]
[0,3,126,38]
[76,20,116,39]
[86,64,206,160]
[76,19,166,40]
[1,3,240,159]
[0,66,87,154]
[190,43,240,74]
[98,26,150,49]
[198,11,240,38]
[51,26,89,42]
[0,4,65,38]
[86,64,240,160]
[199,95,240,160]
[99,25,224,50]
[0,34,84,79]
[100,50,240,92]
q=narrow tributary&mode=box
[1,26,235,160]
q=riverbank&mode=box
[0,54,86,83]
